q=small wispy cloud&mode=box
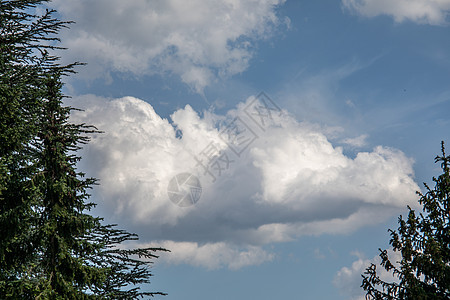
[342,0,450,25]
[334,249,401,299]
[342,134,368,148]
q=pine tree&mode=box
[1,1,168,298]
[86,224,167,298]
[33,72,101,298]
[0,0,69,295]
[361,142,450,299]
[33,72,168,299]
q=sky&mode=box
[43,0,450,299]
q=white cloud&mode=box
[142,241,274,270]
[342,134,368,147]
[49,0,288,92]
[342,0,450,25]
[334,250,401,299]
[69,94,419,269]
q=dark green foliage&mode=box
[86,225,167,299]
[1,1,168,298]
[34,73,103,299]
[361,142,450,299]
[0,1,61,295]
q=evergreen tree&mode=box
[34,72,167,299]
[1,1,168,298]
[0,0,69,295]
[35,72,103,298]
[361,142,450,299]
[86,224,167,299]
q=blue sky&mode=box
[46,0,450,299]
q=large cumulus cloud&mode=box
[70,94,419,269]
